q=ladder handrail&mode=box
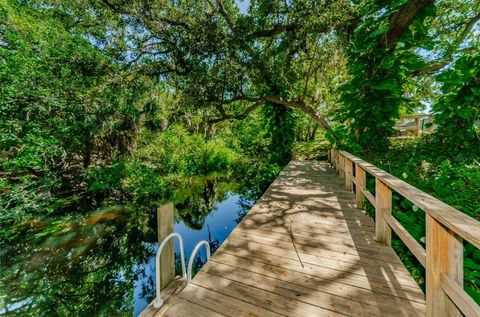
[187,240,211,283]
[154,232,186,308]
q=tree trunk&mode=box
[310,125,319,140]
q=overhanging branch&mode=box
[411,12,480,77]
[380,0,434,47]
[209,96,333,133]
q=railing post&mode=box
[426,215,463,317]
[375,179,392,246]
[415,117,422,137]
[333,149,337,169]
[339,154,345,179]
[337,152,341,174]
[331,149,337,169]
[345,158,353,191]
[335,150,339,170]
[157,203,175,289]
[355,165,366,209]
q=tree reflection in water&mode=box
[1,175,258,316]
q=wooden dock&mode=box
[155,160,427,316]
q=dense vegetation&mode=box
[0,0,479,315]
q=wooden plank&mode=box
[339,154,345,179]
[204,260,424,317]
[339,150,480,249]
[375,179,392,246]
[228,228,402,265]
[360,187,376,208]
[223,236,409,274]
[399,114,430,119]
[242,215,376,236]
[157,203,174,289]
[241,220,376,242]
[383,212,426,267]
[155,161,427,317]
[350,174,356,185]
[393,126,419,131]
[234,224,389,251]
[345,158,353,190]
[192,272,346,317]
[274,212,375,229]
[178,284,284,317]
[217,246,420,289]
[426,215,463,317]
[220,233,415,281]
[233,226,394,255]
[355,165,366,209]
[336,150,339,170]
[230,229,400,262]
[238,222,381,250]
[440,274,480,317]
[140,277,187,317]
[160,297,226,317]
[244,206,373,223]
[212,251,425,305]
[415,117,421,137]
[232,225,404,263]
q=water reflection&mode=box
[132,192,252,316]
[0,175,255,317]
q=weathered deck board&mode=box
[158,160,426,316]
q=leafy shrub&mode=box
[136,124,238,176]
[366,137,480,302]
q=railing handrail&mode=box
[330,148,480,317]
[338,150,480,249]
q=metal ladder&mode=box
[153,233,211,308]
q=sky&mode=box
[236,0,250,14]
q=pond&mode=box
[0,175,260,317]
[132,192,253,316]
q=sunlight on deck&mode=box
[154,161,426,316]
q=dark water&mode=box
[132,192,252,316]
[0,175,257,316]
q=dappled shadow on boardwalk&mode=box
[157,160,426,317]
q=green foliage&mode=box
[2,0,480,313]
[264,105,296,165]
[367,137,480,302]
[339,2,434,154]
[0,2,280,315]
[136,124,237,177]
[434,52,480,148]
[293,137,330,161]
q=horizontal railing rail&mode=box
[329,148,480,317]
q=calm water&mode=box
[132,193,252,316]
[1,176,257,316]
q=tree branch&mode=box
[247,23,297,39]
[210,95,333,133]
[215,0,234,30]
[380,0,434,47]
[210,99,264,123]
[411,12,480,76]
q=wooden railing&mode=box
[393,114,434,138]
[328,149,480,317]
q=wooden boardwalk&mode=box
[157,160,426,316]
